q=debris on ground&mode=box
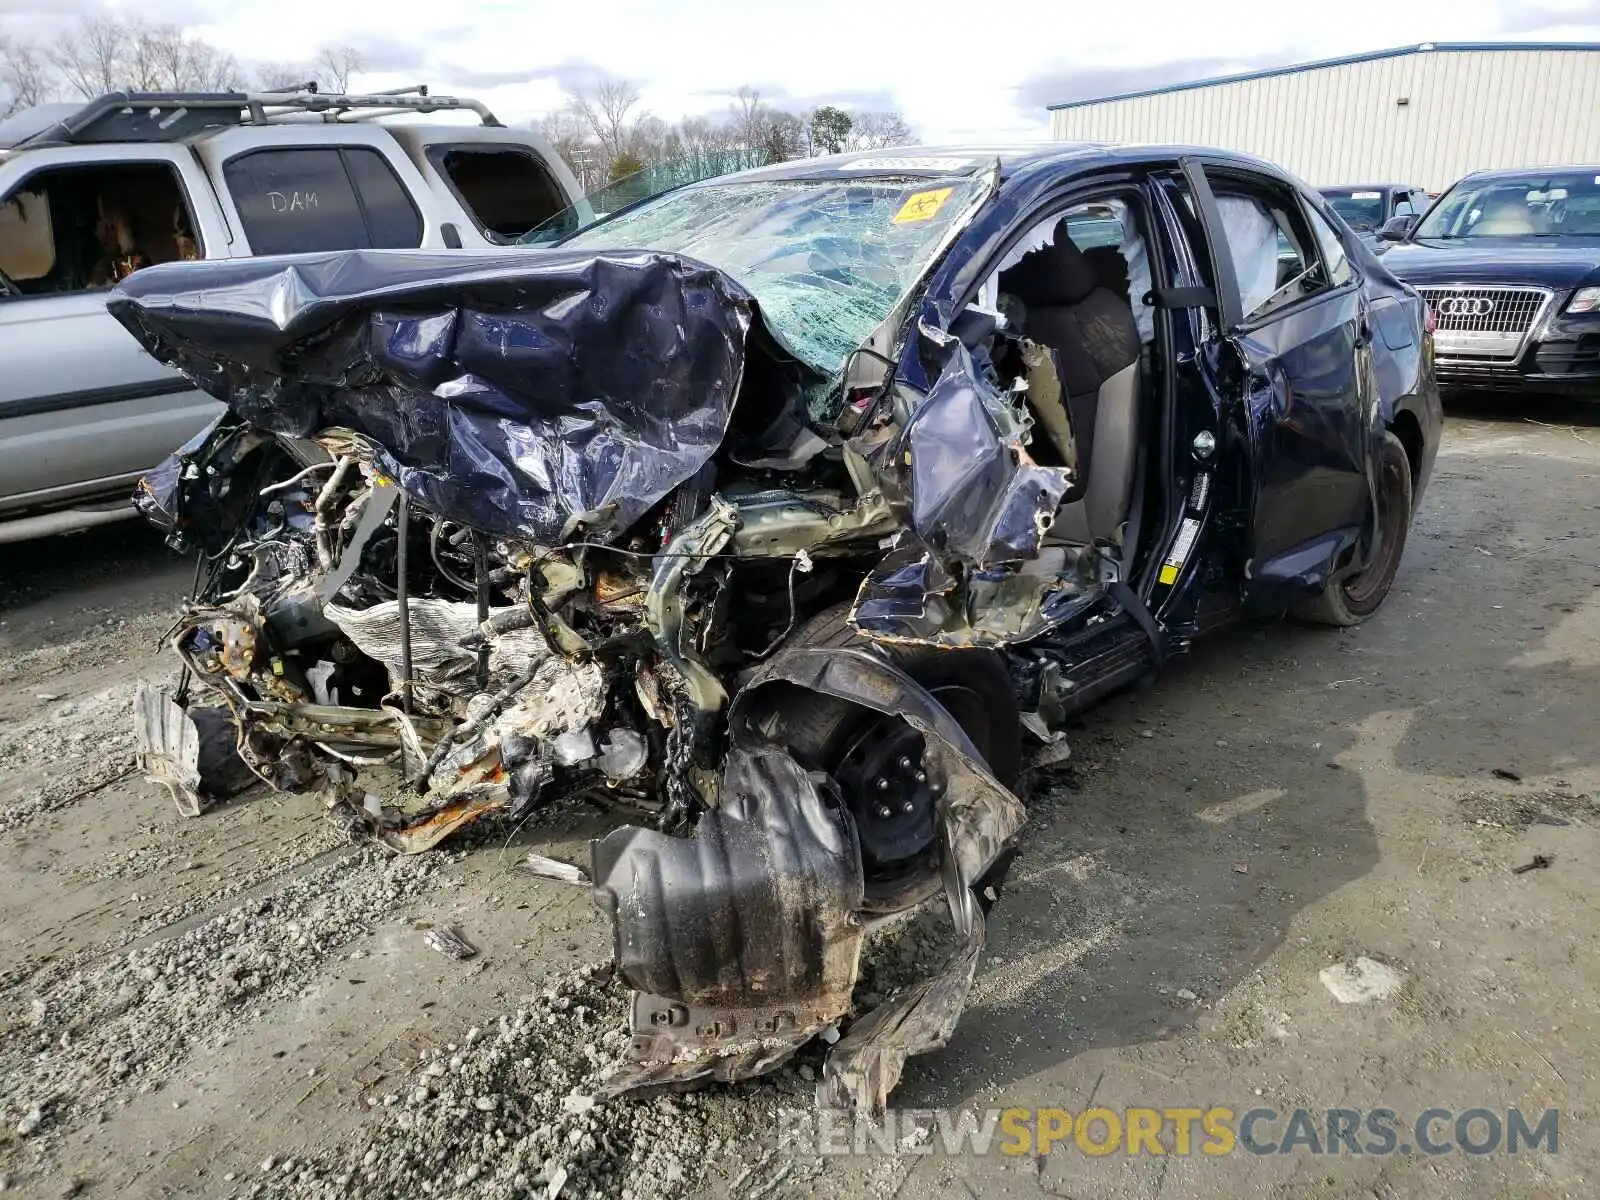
[1511,854,1554,875]
[522,855,588,885]
[1318,957,1406,1004]
[423,926,479,961]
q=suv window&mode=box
[0,161,201,297]
[223,148,422,255]
[427,146,566,243]
[1213,183,1334,320]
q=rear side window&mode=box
[223,148,423,255]
[1213,179,1345,320]
[426,146,567,242]
[1305,205,1353,286]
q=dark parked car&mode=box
[111,143,1440,1111]
[1319,183,1432,251]
[1383,166,1600,396]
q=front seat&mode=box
[1000,222,1142,546]
[1472,198,1544,236]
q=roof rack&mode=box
[16,86,502,149]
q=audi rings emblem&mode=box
[1435,296,1495,317]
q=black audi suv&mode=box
[1383,166,1600,397]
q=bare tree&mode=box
[573,75,642,162]
[539,107,596,188]
[187,42,242,92]
[256,62,318,92]
[314,45,364,94]
[850,111,914,150]
[123,18,164,91]
[729,85,769,150]
[50,16,130,98]
[1,36,54,117]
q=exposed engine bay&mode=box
[109,246,1107,1111]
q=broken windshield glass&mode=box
[547,175,986,377]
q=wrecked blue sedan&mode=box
[112,144,1440,1112]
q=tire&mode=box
[1293,431,1414,627]
[758,604,1022,912]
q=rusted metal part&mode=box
[598,992,837,1094]
[726,490,899,560]
[379,795,506,855]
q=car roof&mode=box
[683,141,1302,187]
[1319,183,1417,192]
[0,103,83,150]
[1456,164,1600,184]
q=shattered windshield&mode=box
[544,175,987,375]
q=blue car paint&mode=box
[867,143,1440,609]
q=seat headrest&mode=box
[999,221,1097,308]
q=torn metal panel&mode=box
[108,250,757,544]
[850,541,1101,649]
[643,497,738,719]
[870,339,1072,569]
[325,598,551,696]
[592,743,864,1090]
[819,906,985,1115]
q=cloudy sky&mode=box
[6,0,1600,139]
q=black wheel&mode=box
[1293,431,1414,628]
[756,605,1022,912]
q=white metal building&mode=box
[1048,42,1600,191]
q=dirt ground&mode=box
[0,397,1596,1200]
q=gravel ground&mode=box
[1,399,1597,1199]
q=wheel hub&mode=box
[834,719,941,868]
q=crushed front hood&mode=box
[108,248,757,544]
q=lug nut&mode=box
[874,778,890,792]
[899,799,916,814]
[875,805,893,820]
[915,771,927,783]
[898,756,913,770]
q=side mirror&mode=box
[1379,215,1417,242]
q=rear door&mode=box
[0,145,228,516]
[1186,161,1380,599]
[192,125,441,253]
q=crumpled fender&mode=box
[730,645,1026,886]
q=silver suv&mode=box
[0,87,583,543]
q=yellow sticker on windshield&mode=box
[892,187,954,224]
